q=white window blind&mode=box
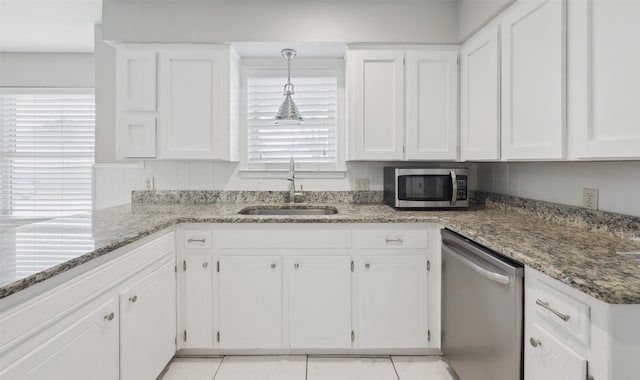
[247,74,338,167]
[0,91,95,219]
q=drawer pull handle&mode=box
[271,263,277,269]
[203,262,209,268]
[536,299,570,321]
[385,238,403,243]
[104,312,115,321]
[187,238,206,243]
[529,337,542,348]
[129,295,138,303]
[365,263,370,269]
[294,263,300,269]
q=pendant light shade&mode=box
[274,49,303,124]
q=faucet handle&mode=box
[294,184,304,203]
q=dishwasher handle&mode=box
[443,240,510,285]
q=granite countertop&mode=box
[2,198,640,304]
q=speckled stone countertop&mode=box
[2,193,640,304]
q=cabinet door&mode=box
[117,114,156,158]
[219,255,282,349]
[288,256,351,348]
[116,49,156,111]
[569,0,640,159]
[347,50,404,160]
[357,255,429,348]
[460,25,501,161]
[0,298,118,380]
[405,50,458,160]
[158,48,226,159]
[525,323,587,380]
[183,254,214,348]
[501,0,566,160]
[120,260,176,380]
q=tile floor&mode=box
[160,355,454,380]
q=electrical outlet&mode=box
[583,188,598,210]
[355,178,369,191]
[144,177,155,191]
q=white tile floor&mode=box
[160,356,454,380]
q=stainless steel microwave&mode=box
[384,168,469,209]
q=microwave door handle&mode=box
[450,171,457,205]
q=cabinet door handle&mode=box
[187,238,206,243]
[365,263,370,269]
[536,299,570,321]
[385,238,403,243]
[129,295,138,303]
[294,263,300,269]
[203,262,209,268]
[271,263,277,269]
[104,312,115,321]
[529,337,542,348]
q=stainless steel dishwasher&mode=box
[441,229,524,380]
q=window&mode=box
[244,62,344,172]
[0,89,95,219]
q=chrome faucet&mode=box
[287,157,304,203]
[287,157,296,203]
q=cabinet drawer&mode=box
[358,230,428,249]
[214,229,352,249]
[184,230,212,249]
[534,279,590,346]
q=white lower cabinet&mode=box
[182,254,214,348]
[288,256,352,348]
[524,266,640,380]
[177,223,440,353]
[0,298,119,380]
[0,231,177,380]
[219,255,282,349]
[120,259,176,380]
[357,255,429,348]
[525,323,587,380]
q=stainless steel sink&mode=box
[238,205,338,216]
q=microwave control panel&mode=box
[457,176,468,200]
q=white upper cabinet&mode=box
[117,114,157,158]
[347,48,458,161]
[115,47,157,158]
[501,0,566,160]
[460,24,501,161]
[158,46,239,160]
[347,50,405,160]
[568,0,640,159]
[116,49,157,111]
[115,44,239,161]
[405,50,458,160]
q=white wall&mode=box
[0,52,94,87]
[476,162,640,217]
[457,0,513,41]
[94,25,119,165]
[102,0,458,44]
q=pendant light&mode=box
[274,48,303,124]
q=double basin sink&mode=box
[238,204,338,216]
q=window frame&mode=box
[0,87,96,222]
[239,58,346,177]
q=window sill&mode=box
[239,169,347,179]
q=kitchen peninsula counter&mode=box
[2,192,639,304]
